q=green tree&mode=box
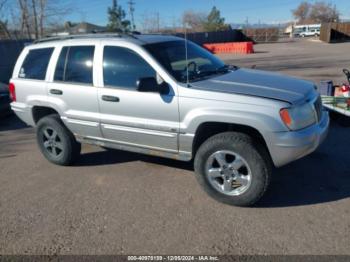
[203,6,229,32]
[107,0,131,32]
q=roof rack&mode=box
[34,32,139,44]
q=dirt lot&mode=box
[0,39,350,256]
[219,38,350,85]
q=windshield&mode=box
[144,40,229,83]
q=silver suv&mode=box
[10,34,329,206]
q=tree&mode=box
[182,10,206,32]
[292,1,311,23]
[309,2,339,23]
[0,0,11,39]
[17,0,71,39]
[107,0,131,33]
[18,0,32,38]
[203,6,229,32]
[292,1,340,24]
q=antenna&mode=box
[128,0,136,30]
[184,22,189,87]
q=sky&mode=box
[66,0,350,28]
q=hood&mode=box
[191,68,316,105]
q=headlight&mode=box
[280,103,316,130]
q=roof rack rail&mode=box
[34,32,138,44]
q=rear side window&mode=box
[19,48,54,80]
[54,46,95,84]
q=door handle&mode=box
[102,95,120,102]
[50,89,63,95]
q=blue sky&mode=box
[66,0,350,28]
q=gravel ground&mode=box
[219,38,350,85]
[0,39,350,256]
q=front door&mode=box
[98,45,179,153]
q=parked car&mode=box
[9,34,329,206]
[0,82,11,117]
[299,29,320,37]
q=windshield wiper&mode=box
[187,65,238,83]
[196,65,232,78]
[216,65,230,73]
[218,64,239,72]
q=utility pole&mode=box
[156,12,160,32]
[128,0,136,30]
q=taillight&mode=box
[8,82,16,101]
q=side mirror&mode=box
[136,77,169,95]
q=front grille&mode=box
[314,95,323,122]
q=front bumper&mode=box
[268,110,330,167]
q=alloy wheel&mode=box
[205,150,252,196]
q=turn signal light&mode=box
[280,108,292,127]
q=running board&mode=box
[76,135,192,162]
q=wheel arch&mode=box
[32,106,60,125]
[191,121,272,164]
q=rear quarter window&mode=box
[19,48,54,80]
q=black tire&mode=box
[194,132,271,207]
[36,114,81,166]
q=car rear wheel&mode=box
[194,132,271,207]
[36,114,81,166]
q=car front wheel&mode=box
[194,132,271,207]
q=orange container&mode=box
[203,42,254,54]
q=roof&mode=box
[136,34,182,44]
[32,33,183,47]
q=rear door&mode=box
[47,44,101,138]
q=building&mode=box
[49,22,107,36]
[320,22,350,43]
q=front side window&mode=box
[103,46,156,89]
[54,46,94,84]
[19,48,54,80]
[144,40,227,83]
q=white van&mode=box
[294,24,321,37]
